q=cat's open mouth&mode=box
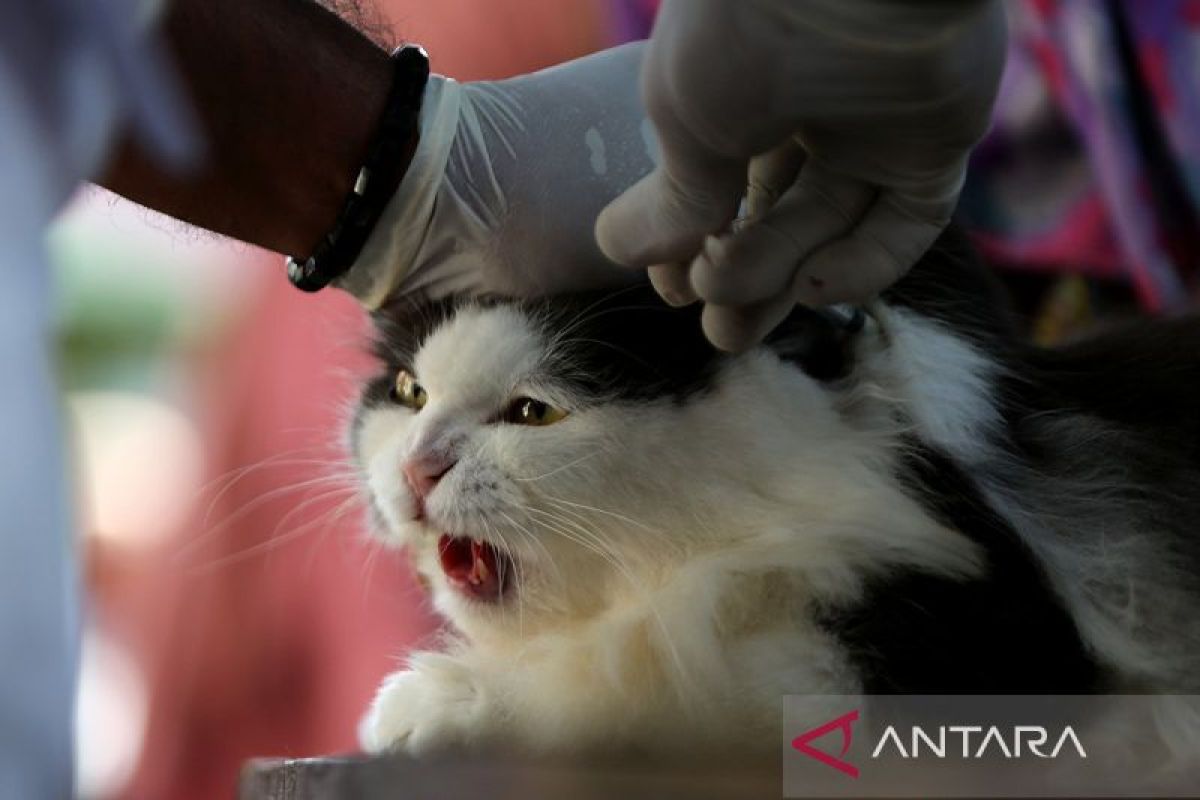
[437,534,514,602]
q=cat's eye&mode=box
[389,369,428,410]
[503,397,568,427]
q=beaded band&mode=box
[286,44,430,292]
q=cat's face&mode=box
[353,287,857,642]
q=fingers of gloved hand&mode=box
[689,163,875,307]
[596,0,790,270]
[648,261,697,307]
[745,139,806,222]
[792,189,954,307]
[702,183,955,353]
[700,294,797,353]
[595,158,744,268]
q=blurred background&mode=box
[59,2,1200,798]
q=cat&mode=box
[350,226,1200,758]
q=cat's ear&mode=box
[764,306,863,381]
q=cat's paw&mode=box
[360,655,491,756]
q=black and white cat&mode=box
[351,227,1200,757]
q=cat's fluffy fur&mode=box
[351,227,1200,757]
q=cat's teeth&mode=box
[470,539,491,585]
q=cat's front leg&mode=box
[360,652,496,756]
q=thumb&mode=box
[595,159,743,268]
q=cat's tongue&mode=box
[437,534,508,600]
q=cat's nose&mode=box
[402,455,456,502]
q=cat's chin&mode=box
[436,533,515,604]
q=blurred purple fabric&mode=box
[963,0,1200,311]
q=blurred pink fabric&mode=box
[113,3,612,798]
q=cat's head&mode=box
[352,284,860,642]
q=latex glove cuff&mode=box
[334,75,461,308]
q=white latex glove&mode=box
[340,42,657,307]
[594,0,1007,351]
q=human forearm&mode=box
[97,0,403,257]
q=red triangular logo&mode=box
[791,709,860,778]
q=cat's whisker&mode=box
[541,286,645,348]
[182,471,360,559]
[522,506,657,611]
[527,505,657,588]
[480,517,530,630]
[195,466,361,558]
[198,444,338,493]
[543,495,659,535]
[483,515,527,638]
[540,498,688,564]
[495,509,561,585]
[512,449,605,483]
[522,517,623,596]
[523,506,692,689]
[301,489,367,578]
[183,485,360,574]
[525,503,695,672]
[358,531,389,606]
[496,514,569,645]
[545,336,660,376]
[247,483,360,551]
[522,507,617,565]
[542,291,669,362]
[198,447,355,526]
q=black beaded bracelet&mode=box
[286,44,430,292]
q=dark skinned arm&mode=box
[97,0,405,258]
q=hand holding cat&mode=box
[352,0,1005,354]
[594,0,1008,351]
[345,42,657,307]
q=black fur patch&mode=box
[815,443,1102,693]
[521,285,725,403]
[819,225,1200,691]
[364,284,859,408]
[1023,318,1200,462]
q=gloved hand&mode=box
[341,42,656,308]
[594,0,1008,351]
